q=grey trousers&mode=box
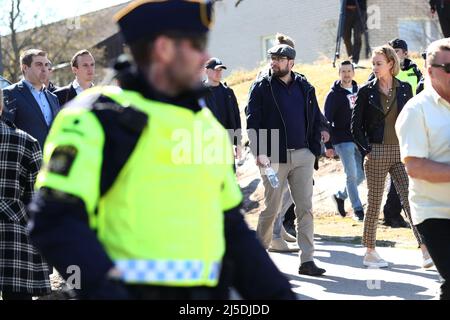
[257,148,315,263]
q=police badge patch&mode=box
[48,146,78,176]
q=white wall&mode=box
[208,0,340,72]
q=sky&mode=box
[0,0,129,34]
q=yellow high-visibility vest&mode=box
[36,86,242,287]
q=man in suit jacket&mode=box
[54,50,95,106]
[2,49,61,149]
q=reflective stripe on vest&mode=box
[115,260,221,285]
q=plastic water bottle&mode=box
[265,165,280,188]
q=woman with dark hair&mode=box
[351,45,431,268]
[0,89,51,300]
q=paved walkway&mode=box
[269,238,442,300]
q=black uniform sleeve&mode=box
[28,190,129,299]
[223,205,296,300]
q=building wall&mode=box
[208,0,438,73]
[208,0,340,71]
[367,0,441,51]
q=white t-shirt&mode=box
[395,87,450,225]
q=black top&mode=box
[272,77,307,149]
[246,70,323,163]
[351,78,413,156]
[54,83,78,107]
[324,80,359,147]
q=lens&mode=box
[444,63,450,73]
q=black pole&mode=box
[355,0,371,58]
[333,0,347,68]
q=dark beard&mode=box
[272,68,290,78]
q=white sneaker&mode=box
[363,251,389,268]
[281,226,297,243]
[268,238,299,253]
[422,253,434,269]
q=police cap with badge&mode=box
[114,0,215,45]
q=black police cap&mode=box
[114,0,214,44]
[389,38,408,51]
[205,57,227,69]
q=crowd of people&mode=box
[0,0,448,301]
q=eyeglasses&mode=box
[268,55,288,62]
[187,36,207,52]
[431,63,450,74]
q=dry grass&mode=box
[226,57,425,112]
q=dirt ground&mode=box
[236,149,418,249]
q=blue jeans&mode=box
[334,142,365,212]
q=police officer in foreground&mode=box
[28,0,295,300]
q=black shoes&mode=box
[353,210,364,222]
[383,217,409,228]
[331,195,346,217]
[298,261,326,277]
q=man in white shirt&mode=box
[396,37,450,300]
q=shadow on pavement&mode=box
[314,234,398,248]
[241,178,261,212]
[273,242,437,300]
[286,272,434,300]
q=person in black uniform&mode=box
[204,57,242,159]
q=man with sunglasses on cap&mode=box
[396,37,450,300]
[28,0,294,300]
[246,44,326,276]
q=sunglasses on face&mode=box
[431,63,450,73]
[172,35,208,52]
[187,37,207,52]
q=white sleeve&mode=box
[395,103,429,162]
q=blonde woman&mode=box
[351,45,431,268]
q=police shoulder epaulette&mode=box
[91,96,148,134]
